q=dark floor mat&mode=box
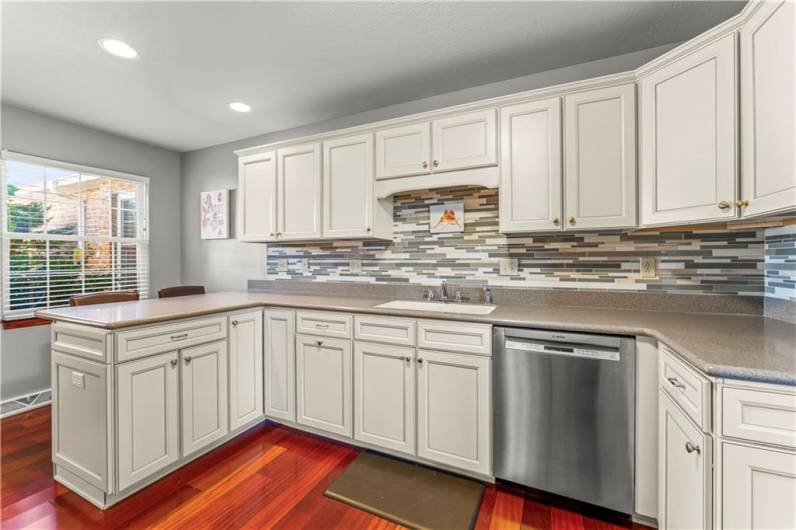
[324,451,485,530]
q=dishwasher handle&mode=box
[503,339,621,362]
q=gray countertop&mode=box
[37,291,796,385]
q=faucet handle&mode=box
[455,290,470,302]
[482,286,494,305]
[423,289,435,301]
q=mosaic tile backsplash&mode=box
[765,225,796,302]
[266,186,780,297]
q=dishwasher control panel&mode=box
[504,339,620,361]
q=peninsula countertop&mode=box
[37,291,796,385]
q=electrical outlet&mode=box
[300,258,309,273]
[71,371,85,389]
[350,259,362,273]
[499,258,519,276]
[640,257,657,279]
[277,259,288,272]
[392,240,407,249]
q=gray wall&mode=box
[1,104,182,400]
[180,43,678,292]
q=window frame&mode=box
[1,149,150,320]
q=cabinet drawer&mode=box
[417,320,492,356]
[116,316,227,363]
[354,315,415,346]
[721,385,796,449]
[296,310,352,339]
[659,345,711,431]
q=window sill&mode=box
[2,318,51,330]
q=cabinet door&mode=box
[323,133,374,239]
[740,0,796,218]
[264,309,296,422]
[353,341,415,455]
[640,34,738,226]
[499,98,563,233]
[238,151,277,241]
[375,122,430,180]
[417,349,491,475]
[431,109,497,173]
[181,340,228,457]
[565,84,636,229]
[277,143,322,241]
[721,442,796,530]
[296,334,352,438]
[117,351,180,491]
[659,391,712,530]
[229,310,264,432]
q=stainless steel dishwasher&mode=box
[493,327,635,514]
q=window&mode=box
[1,152,149,319]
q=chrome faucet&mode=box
[483,286,494,305]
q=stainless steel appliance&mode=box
[493,327,635,514]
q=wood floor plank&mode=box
[521,497,552,530]
[489,487,525,530]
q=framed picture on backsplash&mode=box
[200,189,229,239]
[430,201,464,233]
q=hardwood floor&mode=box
[1,406,650,529]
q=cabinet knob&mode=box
[685,441,701,455]
[422,161,428,169]
[316,340,323,347]
[432,160,439,167]
[231,320,238,327]
[184,356,192,364]
[269,233,274,237]
[417,358,424,364]
[568,216,576,225]
[667,377,686,390]
[736,199,749,208]
[405,356,412,363]
[718,200,731,210]
[170,359,178,367]
[553,217,560,225]
[366,227,371,233]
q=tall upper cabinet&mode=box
[740,0,796,218]
[238,151,277,242]
[639,34,738,226]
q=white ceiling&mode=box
[2,1,745,153]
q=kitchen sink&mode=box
[374,300,496,315]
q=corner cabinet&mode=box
[739,0,796,218]
[639,34,738,226]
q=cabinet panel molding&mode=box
[431,109,497,173]
[277,142,322,241]
[238,151,277,241]
[375,122,430,180]
[181,340,229,457]
[229,310,264,431]
[264,309,296,422]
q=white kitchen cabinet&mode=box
[431,109,497,173]
[416,349,491,475]
[658,391,712,530]
[375,122,430,180]
[180,340,228,457]
[353,341,415,455]
[499,97,563,233]
[264,309,296,422]
[640,33,738,226]
[116,351,180,491]
[228,310,263,432]
[238,150,277,242]
[277,142,322,241]
[564,84,636,229]
[720,442,796,530]
[740,0,796,218]
[296,334,352,438]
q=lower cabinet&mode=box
[264,309,296,421]
[658,391,712,530]
[416,349,491,475]
[353,341,415,455]
[181,340,229,457]
[116,351,180,491]
[228,310,264,431]
[296,333,352,437]
[720,442,796,529]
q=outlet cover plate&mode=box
[350,259,362,273]
[640,257,657,279]
[300,258,309,273]
[277,259,288,272]
[499,258,519,276]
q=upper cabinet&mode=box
[740,0,796,218]
[432,109,497,173]
[564,83,637,230]
[499,97,563,233]
[237,151,277,242]
[323,133,392,240]
[375,122,430,180]
[639,34,738,227]
[278,143,322,241]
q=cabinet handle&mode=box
[685,441,701,455]
[568,216,576,225]
[404,356,412,363]
[552,217,560,225]
[231,320,238,327]
[736,199,750,208]
[366,227,371,233]
[422,161,428,169]
[718,200,731,210]
[417,358,423,364]
[316,340,323,347]
[170,359,178,367]
[269,233,275,237]
[171,333,188,341]
[432,160,439,167]
[315,323,329,328]
[184,356,192,364]
[667,377,686,390]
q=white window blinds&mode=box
[1,152,149,319]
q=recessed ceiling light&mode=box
[98,38,139,59]
[229,102,252,113]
